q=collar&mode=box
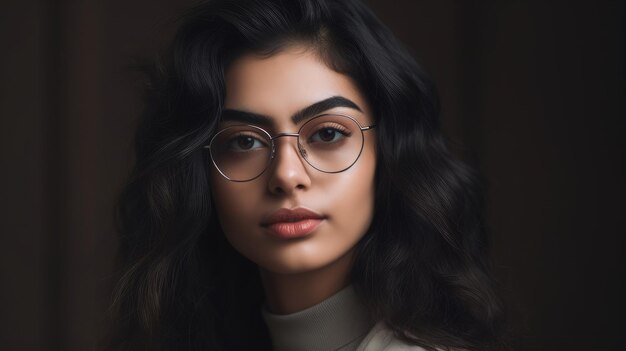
[262,286,375,351]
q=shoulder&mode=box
[356,321,427,351]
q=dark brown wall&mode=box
[368,1,626,349]
[1,1,624,350]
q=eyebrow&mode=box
[220,96,363,127]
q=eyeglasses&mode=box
[204,113,376,182]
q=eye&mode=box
[226,133,268,152]
[308,123,352,143]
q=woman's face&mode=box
[210,45,376,275]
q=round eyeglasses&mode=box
[204,113,376,182]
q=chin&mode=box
[255,244,356,275]
[255,252,328,275]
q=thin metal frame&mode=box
[204,113,376,182]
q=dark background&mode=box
[1,0,624,350]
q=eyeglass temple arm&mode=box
[361,124,377,131]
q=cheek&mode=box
[209,171,261,241]
[210,172,278,270]
[322,146,377,239]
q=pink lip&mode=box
[261,208,326,239]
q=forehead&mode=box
[223,45,372,126]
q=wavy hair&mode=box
[106,0,507,350]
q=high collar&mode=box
[262,285,375,351]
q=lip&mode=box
[261,207,326,239]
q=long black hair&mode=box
[106,0,507,350]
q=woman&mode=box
[107,0,507,350]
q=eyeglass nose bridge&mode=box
[270,132,309,160]
[271,132,300,139]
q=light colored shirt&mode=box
[262,286,425,351]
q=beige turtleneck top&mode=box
[261,286,426,351]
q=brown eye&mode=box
[318,128,337,142]
[237,136,256,150]
[308,127,351,144]
[224,133,268,152]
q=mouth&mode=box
[261,207,326,239]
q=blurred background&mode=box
[0,0,623,350]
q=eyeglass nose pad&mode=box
[298,142,308,160]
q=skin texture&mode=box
[209,45,377,314]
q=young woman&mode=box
[107,0,507,350]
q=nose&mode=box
[267,136,312,195]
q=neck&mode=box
[260,249,355,314]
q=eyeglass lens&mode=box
[210,115,364,181]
